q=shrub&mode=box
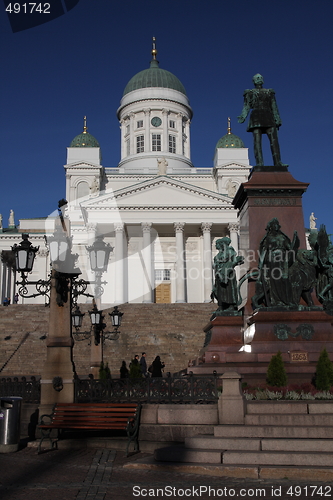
[129,359,142,379]
[314,348,333,391]
[99,362,111,380]
[266,351,287,387]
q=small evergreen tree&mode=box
[99,362,111,380]
[315,348,333,391]
[266,351,287,387]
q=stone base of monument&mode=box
[189,308,333,386]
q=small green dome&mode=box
[70,132,100,148]
[216,120,245,148]
[216,132,245,149]
[123,59,187,96]
[70,118,100,148]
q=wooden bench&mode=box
[38,402,141,456]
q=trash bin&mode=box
[0,397,22,453]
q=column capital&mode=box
[114,222,125,233]
[201,222,213,233]
[86,223,97,233]
[162,108,169,115]
[143,108,151,115]
[174,222,185,233]
[141,222,152,233]
[228,222,240,233]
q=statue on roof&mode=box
[8,209,15,227]
[238,74,287,168]
[310,212,317,230]
[157,158,168,175]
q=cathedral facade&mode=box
[0,43,251,307]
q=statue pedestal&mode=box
[191,308,333,385]
[189,314,245,374]
[244,308,333,385]
[233,169,310,315]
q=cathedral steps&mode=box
[152,404,333,478]
[0,303,213,376]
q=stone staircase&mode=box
[153,401,333,479]
[0,303,213,376]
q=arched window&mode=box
[77,181,89,200]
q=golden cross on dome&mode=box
[151,37,157,60]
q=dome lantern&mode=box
[70,116,100,148]
[216,118,245,149]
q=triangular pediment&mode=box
[81,176,232,209]
[215,162,251,170]
[65,161,101,169]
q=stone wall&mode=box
[0,303,214,377]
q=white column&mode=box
[120,119,126,159]
[162,108,169,152]
[1,262,7,303]
[228,222,240,280]
[184,119,191,159]
[6,265,11,301]
[176,113,183,157]
[228,223,239,254]
[174,222,186,303]
[201,222,213,302]
[114,222,125,304]
[144,108,151,152]
[129,112,135,155]
[141,222,153,303]
[86,222,97,288]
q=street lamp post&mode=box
[12,200,123,407]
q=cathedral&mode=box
[0,41,251,306]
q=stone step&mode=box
[261,438,333,452]
[185,435,261,451]
[214,425,333,439]
[154,446,222,464]
[247,401,333,415]
[186,434,333,452]
[154,445,333,467]
[223,451,333,467]
[128,456,333,481]
[245,413,333,426]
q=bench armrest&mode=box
[39,413,54,426]
[126,404,142,438]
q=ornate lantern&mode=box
[12,234,39,274]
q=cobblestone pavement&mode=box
[0,446,331,500]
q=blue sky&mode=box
[1,0,332,237]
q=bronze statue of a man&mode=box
[238,74,286,168]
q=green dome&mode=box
[123,59,187,96]
[216,133,245,148]
[70,119,100,148]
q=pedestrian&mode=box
[3,297,9,306]
[14,293,19,304]
[151,355,165,378]
[120,361,129,379]
[140,352,148,377]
